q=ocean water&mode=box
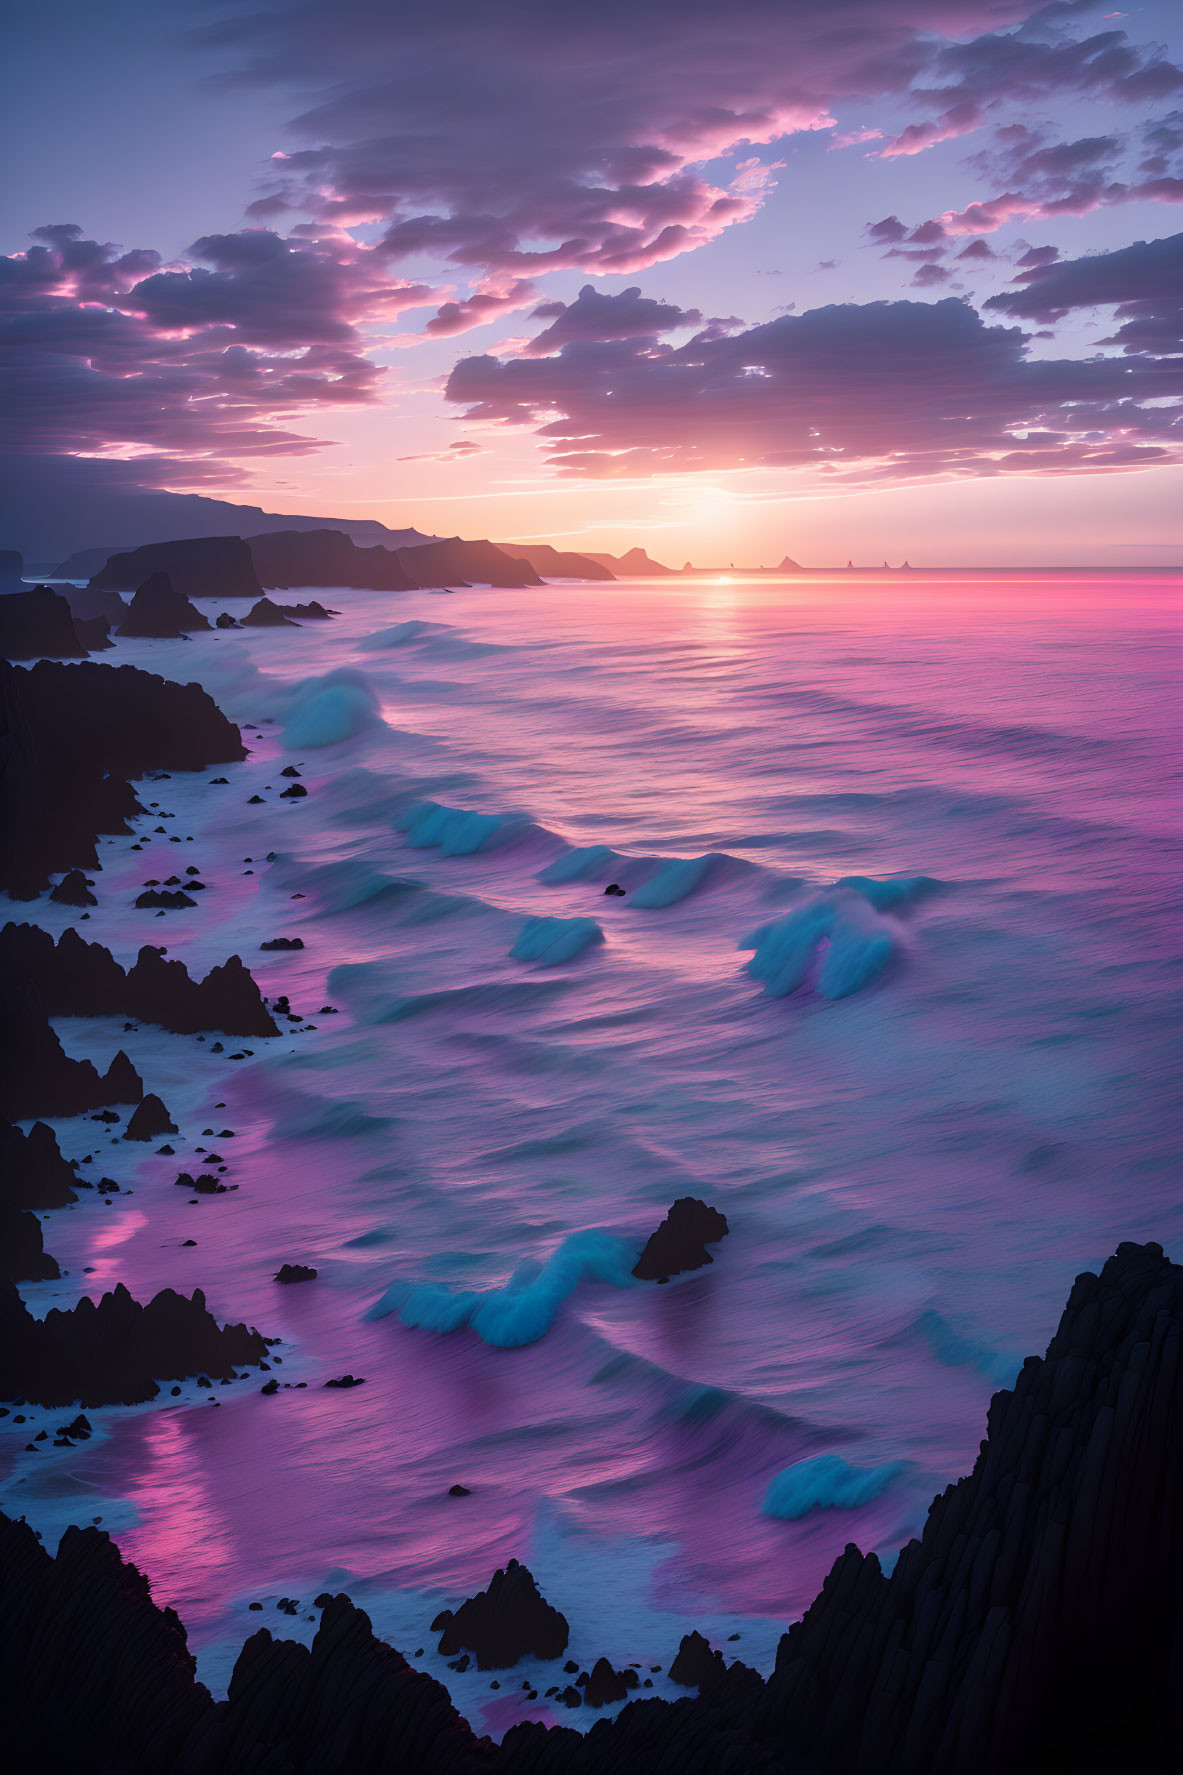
[4,570,1181,1736]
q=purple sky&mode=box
[4,0,1182,562]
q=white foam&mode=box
[366,1228,640,1347]
[763,1453,903,1520]
[510,915,604,965]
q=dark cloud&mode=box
[524,284,705,355]
[986,230,1183,351]
[198,2,1182,277]
[444,283,1183,481]
[0,224,433,463]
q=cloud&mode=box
[0,223,434,465]
[523,284,705,355]
[423,280,538,337]
[985,230,1183,351]
[199,2,1182,278]
[444,279,1183,482]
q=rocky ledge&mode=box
[0,1242,1179,1771]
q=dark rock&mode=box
[0,981,143,1119]
[287,600,334,619]
[0,924,277,1036]
[581,1657,639,1708]
[260,937,304,950]
[323,1374,364,1389]
[396,537,543,589]
[0,585,89,660]
[633,1197,729,1281]
[89,536,262,601]
[492,542,615,580]
[603,882,626,896]
[242,596,298,628]
[0,1207,60,1286]
[0,1280,268,1406]
[215,612,240,629]
[123,1094,177,1141]
[117,573,210,638]
[0,657,244,899]
[669,1630,726,1691]
[136,888,196,909]
[433,1559,568,1669]
[0,1118,78,1210]
[280,765,301,777]
[448,1484,472,1497]
[247,529,417,592]
[274,1264,317,1283]
[50,869,97,906]
[261,1379,280,1395]
[73,614,113,652]
[279,783,307,798]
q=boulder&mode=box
[632,1197,729,1280]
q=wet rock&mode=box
[632,1197,730,1281]
[274,1264,317,1283]
[280,765,301,777]
[581,1657,639,1708]
[448,1483,472,1497]
[0,924,277,1037]
[669,1630,726,1690]
[215,613,239,629]
[323,1374,364,1389]
[0,985,143,1119]
[261,1379,280,1395]
[603,883,626,896]
[242,596,298,628]
[0,1117,78,1210]
[432,1559,568,1669]
[0,657,244,899]
[0,1280,269,1406]
[0,585,90,661]
[123,1094,177,1141]
[136,888,196,909]
[279,783,307,798]
[117,573,210,638]
[50,869,97,906]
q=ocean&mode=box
[5,568,1180,1739]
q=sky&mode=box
[3,0,1183,565]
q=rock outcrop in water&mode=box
[242,595,298,627]
[0,1117,75,1285]
[632,1197,730,1280]
[89,536,262,600]
[0,1281,269,1406]
[0,585,90,660]
[0,1243,1179,1770]
[432,1560,570,1669]
[0,658,244,898]
[117,572,210,637]
[0,924,278,1036]
[0,983,143,1119]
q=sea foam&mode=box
[742,891,897,999]
[763,1453,903,1520]
[366,1228,639,1347]
[281,668,384,747]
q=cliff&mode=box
[89,537,262,601]
[247,528,417,591]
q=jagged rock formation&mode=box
[0,1281,268,1406]
[49,868,96,905]
[0,1117,78,1210]
[668,1630,728,1689]
[287,600,334,619]
[54,582,130,626]
[0,982,142,1118]
[0,1117,76,1286]
[0,658,244,898]
[0,584,90,659]
[90,536,262,601]
[581,1657,640,1707]
[242,596,297,627]
[632,1198,730,1281]
[0,924,278,1036]
[495,542,615,580]
[123,1093,177,1141]
[432,1560,570,1669]
[0,1244,1179,1771]
[248,528,418,592]
[117,572,211,637]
